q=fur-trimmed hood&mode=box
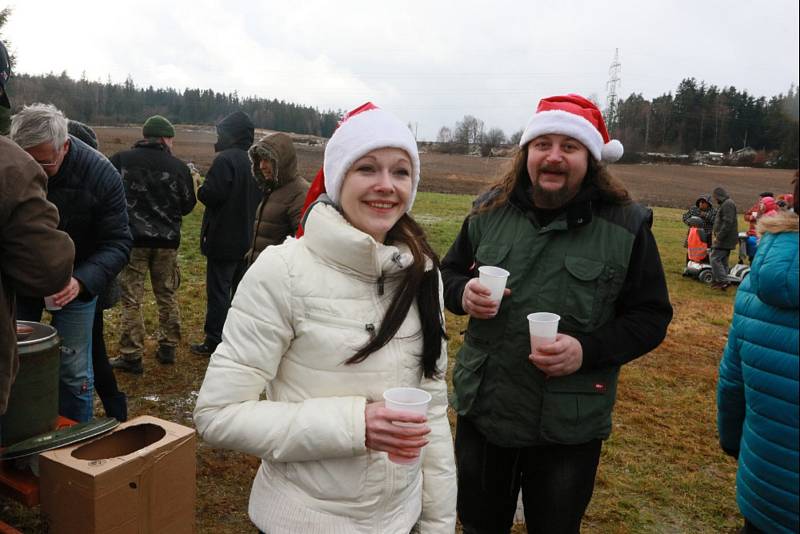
[248,132,298,192]
[757,210,799,236]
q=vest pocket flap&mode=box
[545,373,610,394]
[475,243,512,266]
[457,343,490,372]
[451,343,490,416]
[563,256,605,281]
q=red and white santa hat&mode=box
[519,94,624,163]
[295,103,420,237]
[322,102,420,210]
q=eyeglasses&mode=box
[35,158,60,168]
[33,144,66,168]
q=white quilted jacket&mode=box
[194,202,457,533]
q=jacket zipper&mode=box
[377,274,385,296]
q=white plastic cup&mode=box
[44,295,62,312]
[382,387,432,464]
[527,312,560,354]
[478,266,510,303]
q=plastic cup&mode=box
[478,266,510,303]
[44,295,62,312]
[527,312,560,354]
[383,387,432,464]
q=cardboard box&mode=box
[39,415,196,533]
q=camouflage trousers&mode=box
[118,247,181,360]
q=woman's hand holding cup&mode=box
[365,401,430,462]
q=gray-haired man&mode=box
[10,103,132,422]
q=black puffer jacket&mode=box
[110,140,196,248]
[37,136,132,298]
[198,111,262,260]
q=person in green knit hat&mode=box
[109,115,196,374]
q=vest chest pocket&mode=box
[562,256,623,329]
[475,243,512,268]
[450,341,490,416]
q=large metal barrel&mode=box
[0,321,61,447]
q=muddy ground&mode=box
[94,125,796,210]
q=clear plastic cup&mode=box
[478,266,510,303]
[383,387,432,464]
[44,295,62,312]
[527,312,560,353]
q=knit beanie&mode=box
[519,94,623,163]
[321,103,420,210]
[68,120,99,149]
[142,115,175,138]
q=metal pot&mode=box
[0,321,61,447]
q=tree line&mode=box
[612,78,798,167]
[433,79,798,168]
[5,71,342,138]
[5,68,798,167]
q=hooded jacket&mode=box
[712,187,739,249]
[198,111,262,260]
[682,194,716,246]
[0,137,75,414]
[717,211,799,534]
[194,202,457,534]
[245,133,309,264]
[760,196,779,218]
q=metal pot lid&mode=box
[15,320,57,347]
[0,417,120,461]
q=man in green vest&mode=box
[441,94,673,533]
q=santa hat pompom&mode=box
[602,139,624,163]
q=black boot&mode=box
[190,340,217,356]
[102,391,128,422]
[156,345,176,364]
[109,356,143,375]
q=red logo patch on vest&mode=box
[594,383,606,393]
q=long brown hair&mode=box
[473,145,631,215]
[345,213,446,379]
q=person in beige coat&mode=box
[245,132,308,265]
[194,104,457,533]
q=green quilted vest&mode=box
[451,200,649,447]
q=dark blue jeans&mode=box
[17,296,97,423]
[456,415,602,534]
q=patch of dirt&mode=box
[94,125,796,211]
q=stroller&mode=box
[682,216,750,285]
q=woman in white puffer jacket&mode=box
[194,103,457,534]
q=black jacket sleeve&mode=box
[197,155,233,208]
[178,162,197,216]
[440,216,475,315]
[576,220,673,370]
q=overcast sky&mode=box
[3,0,798,140]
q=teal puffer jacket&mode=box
[717,211,799,534]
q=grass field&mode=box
[2,192,743,533]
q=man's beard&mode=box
[531,167,578,209]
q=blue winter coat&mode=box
[37,136,132,298]
[717,212,799,534]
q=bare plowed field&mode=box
[95,125,795,210]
